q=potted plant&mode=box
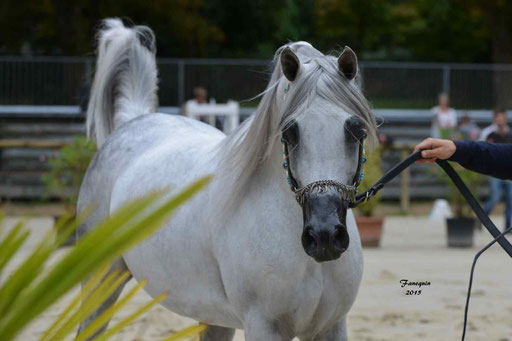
[440,162,481,247]
[42,136,96,242]
[355,147,384,247]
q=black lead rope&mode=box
[351,150,512,340]
[461,225,512,340]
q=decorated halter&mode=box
[280,80,367,207]
[281,134,366,207]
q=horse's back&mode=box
[77,113,224,235]
[107,112,224,201]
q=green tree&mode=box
[464,0,512,108]
[315,0,392,57]
[402,0,489,62]
[0,0,510,64]
[314,0,490,62]
[0,0,223,57]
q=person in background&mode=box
[378,132,394,147]
[192,86,208,104]
[182,86,226,130]
[479,109,510,141]
[481,110,512,230]
[458,113,480,140]
[182,86,209,120]
[431,93,457,139]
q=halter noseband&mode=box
[281,136,366,207]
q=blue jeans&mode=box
[484,177,512,230]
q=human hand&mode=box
[414,138,456,164]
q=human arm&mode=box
[414,138,512,180]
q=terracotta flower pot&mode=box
[355,216,384,247]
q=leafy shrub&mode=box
[42,136,97,208]
[438,162,482,217]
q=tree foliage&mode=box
[0,0,510,62]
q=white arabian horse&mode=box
[77,19,377,341]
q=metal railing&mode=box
[1,57,512,109]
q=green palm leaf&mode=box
[0,176,211,341]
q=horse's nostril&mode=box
[334,224,345,232]
[302,226,317,250]
[332,224,349,251]
[333,224,344,239]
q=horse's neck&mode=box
[234,142,306,258]
[210,136,301,230]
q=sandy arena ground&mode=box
[4,215,512,341]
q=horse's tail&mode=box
[86,18,158,147]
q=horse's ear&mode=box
[338,46,358,80]
[281,47,300,81]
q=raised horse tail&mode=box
[86,18,158,147]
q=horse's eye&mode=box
[345,116,365,142]
[282,120,299,146]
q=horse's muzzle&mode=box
[302,223,349,262]
[301,193,350,262]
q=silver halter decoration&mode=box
[281,137,366,207]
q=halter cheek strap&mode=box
[352,141,366,188]
[281,138,299,191]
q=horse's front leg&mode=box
[244,311,291,341]
[310,317,348,341]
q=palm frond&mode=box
[161,324,208,341]
[0,176,211,341]
[40,264,111,341]
[94,292,168,341]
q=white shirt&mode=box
[431,106,457,138]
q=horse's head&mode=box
[276,43,374,262]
